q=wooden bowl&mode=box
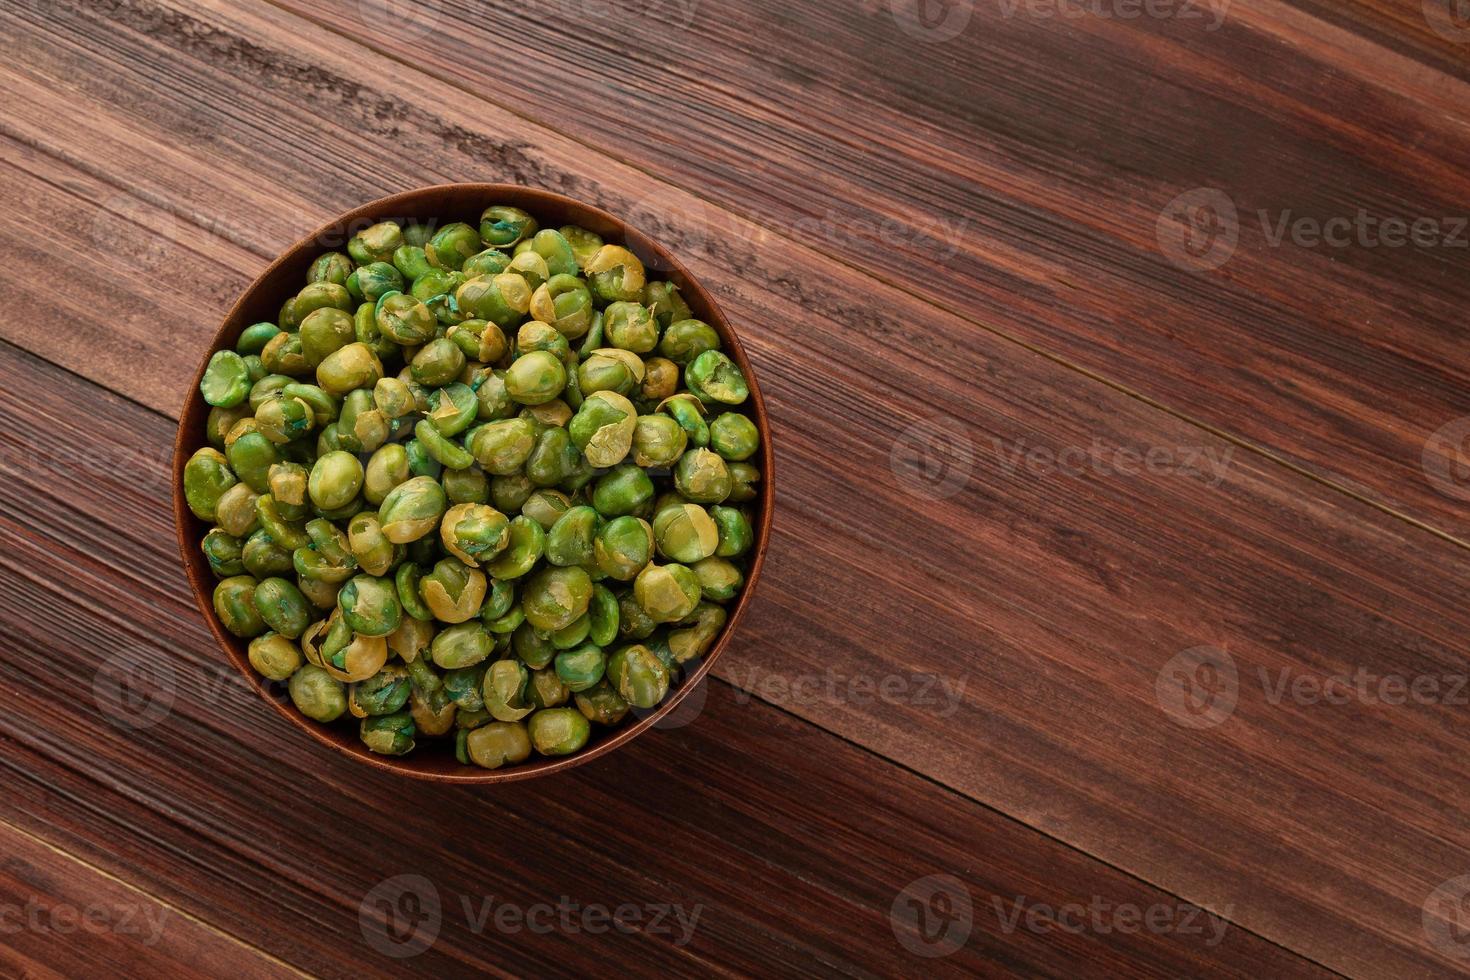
[172,184,773,782]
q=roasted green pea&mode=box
[479,206,537,248]
[618,591,657,641]
[546,506,601,568]
[484,515,545,579]
[315,342,384,396]
[671,602,727,663]
[348,261,405,304]
[634,563,701,623]
[468,417,536,475]
[307,450,363,512]
[658,319,720,365]
[290,664,347,722]
[215,483,261,536]
[363,444,410,505]
[393,244,434,281]
[529,274,594,338]
[659,392,710,449]
[260,332,310,377]
[420,556,488,623]
[299,307,356,368]
[392,561,433,621]
[726,461,760,503]
[525,426,580,487]
[575,680,630,725]
[372,377,416,420]
[577,347,643,397]
[528,706,591,755]
[410,337,466,387]
[691,556,743,602]
[378,475,447,543]
[254,576,312,639]
[254,494,309,550]
[464,248,513,279]
[521,489,572,531]
[351,664,412,716]
[504,350,567,405]
[214,575,266,637]
[338,574,402,637]
[603,301,658,353]
[458,721,532,768]
[376,292,437,345]
[711,505,753,557]
[482,579,517,623]
[361,711,416,755]
[554,643,606,693]
[442,664,487,711]
[443,466,489,505]
[249,632,304,681]
[594,516,653,581]
[242,528,295,578]
[457,273,531,328]
[507,250,550,291]
[588,584,620,646]
[200,350,251,407]
[592,464,655,516]
[606,643,670,709]
[653,503,719,564]
[431,621,494,669]
[448,318,509,364]
[567,391,636,468]
[309,252,353,286]
[348,512,398,576]
[521,566,593,633]
[630,414,687,469]
[643,281,692,327]
[237,322,283,356]
[414,418,474,470]
[440,502,510,566]
[686,350,749,405]
[349,221,404,265]
[586,245,645,304]
[183,448,238,521]
[227,430,281,495]
[512,621,557,669]
[709,412,760,461]
[484,659,533,722]
[206,404,251,448]
[202,529,245,578]
[674,448,731,504]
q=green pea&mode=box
[214,575,266,637]
[603,301,659,353]
[575,681,630,726]
[633,563,701,623]
[708,412,759,461]
[307,451,364,511]
[525,426,580,487]
[669,602,728,663]
[529,274,594,339]
[520,489,572,531]
[183,448,238,521]
[254,495,309,550]
[468,418,535,475]
[594,516,653,581]
[248,632,304,681]
[419,556,488,624]
[505,350,567,405]
[643,281,692,328]
[529,668,572,708]
[410,337,466,387]
[431,621,494,670]
[554,643,606,693]
[443,664,488,711]
[236,322,283,356]
[546,506,601,568]
[202,528,245,578]
[592,464,655,517]
[299,307,357,368]
[458,721,532,769]
[360,711,416,755]
[479,206,537,248]
[443,466,490,505]
[463,248,513,279]
[348,261,405,304]
[658,319,721,365]
[513,620,557,670]
[378,475,447,543]
[606,643,671,709]
[482,579,517,623]
[393,244,434,281]
[674,448,731,504]
[290,664,347,722]
[440,503,510,566]
[338,574,403,637]
[349,221,404,265]
[686,350,749,405]
[588,584,620,646]
[711,505,753,557]
[577,348,642,397]
[200,350,251,407]
[630,413,687,471]
[427,222,483,271]
[351,664,412,716]
[659,393,710,449]
[691,556,743,602]
[375,292,437,346]
[348,512,399,577]
[568,391,637,468]
[527,706,591,755]
[425,383,479,437]
[490,473,534,513]
[484,659,533,722]
[484,516,545,579]
[242,528,295,578]
[457,273,531,328]
[521,566,593,633]
[653,503,719,564]
[363,444,411,505]
[586,245,645,304]
[316,342,384,396]
[394,562,434,621]
[414,419,474,470]
[253,576,312,639]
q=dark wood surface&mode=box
[1,0,1467,975]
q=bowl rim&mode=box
[171,182,774,783]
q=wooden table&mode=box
[2,0,1468,975]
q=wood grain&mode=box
[1,0,1467,974]
[0,338,1325,977]
[266,0,1470,540]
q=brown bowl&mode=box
[172,184,773,783]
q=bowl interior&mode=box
[172,184,773,782]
